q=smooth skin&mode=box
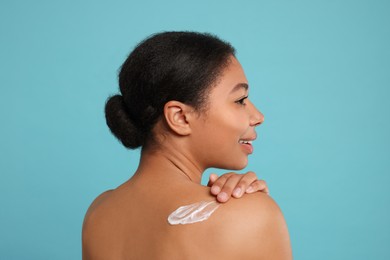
[83,57,292,259]
[208,171,269,202]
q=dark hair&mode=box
[105,31,235,149]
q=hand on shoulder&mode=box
[208,171,269,203]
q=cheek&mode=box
[193,111,250,170]
[217,109,248,133]
[192,105,249,145]
[206,110,248,146]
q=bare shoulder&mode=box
[212,192,292,260]
[82,189,115,232]
[83,190,113,220]
[82,190,119,260]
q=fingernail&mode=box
[233,188,242,197]
[211,186,221,194]
[246,186,254,193]
[217,192,228,202]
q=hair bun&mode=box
[105,95,143,149]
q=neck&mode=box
[134,145,205,184]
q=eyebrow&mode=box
[230,83,249,93]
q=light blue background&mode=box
[1,0,389,259]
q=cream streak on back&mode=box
[167,201,221,225]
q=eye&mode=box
[235,96,248,106]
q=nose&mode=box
[248,101,264,127]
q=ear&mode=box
[163,101,193,136]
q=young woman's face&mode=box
[190,56,264,170]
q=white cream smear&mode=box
[168,200,221,225]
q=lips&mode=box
[238,138,255,154]
[238,140,253,145]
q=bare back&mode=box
[82,175,292,260]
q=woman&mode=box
[83,31,292,259]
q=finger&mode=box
[228,171,258,198]
[246,180,269,194]
[210,173,234,195]
[217,174,244,203]
[207,173,218,187]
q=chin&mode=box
[230,163,248,171]
[217,159,248,171]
